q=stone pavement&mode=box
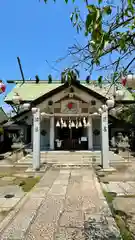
[0,168,120,240]
[101,181,135,196]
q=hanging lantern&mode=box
[98,108,103,114]
[0,81,6,94]
[121,77,127,87]
[126,74,135,88]
[41,112,46,117]
[71,121,75,127]
[22,103,31,110]
[78,121,82,127]
[12,93,22,105]
[102,105,108,112]
[106,98,115,109]
[56,120,60,127]
[115,90,124,100]
[109,108,116,115]
[32,108,38,114]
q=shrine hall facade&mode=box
[4,80,135,151]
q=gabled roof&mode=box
[0,108,8,124]
[5,81,63,103]
[5,80,135,104]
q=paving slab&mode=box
[29,187,49,198]
[113,197,135,216]
[0,168,120,240]
[118,182,135,195]
[128,182,135,188]
[0,198,6,206]
[0,185,25,198]
[0,209,36,240]
[48,184,67,196]
[2,197,20,209]
[59,210,84,228]
[25,195,65,240]
[23,197,44,210]
[54,227,85,240]
[106,182,125,194]
[1,176,16,181]
[54,179,69,185]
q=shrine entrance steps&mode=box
[17,150,126,168]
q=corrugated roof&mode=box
[4,81,134,103]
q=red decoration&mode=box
[0,81,6,93]
[67,102,73,109]
[121,77,127,87]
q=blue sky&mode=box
[0,0,90,111]
[0,0,127,112]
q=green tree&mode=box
[48,74,52,83]
[61,68,80,84]
[117,104,135,124]
[41,0,135,83]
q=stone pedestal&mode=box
[32,108,40,170]
[101,110,109,169]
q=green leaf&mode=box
[119,39,126,49]
[85,14,92,32]
[85,31,88,36]
[87,5,96,12]
[65,0,68,3]
[97,76,103,87]
[128,0,132,5]
[75,13,78,21]
[103,6,112,15]
[98,0,102,4]
[70,12,74,22]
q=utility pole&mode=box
[17,57,25,83]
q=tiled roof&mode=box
[4,81,134,102]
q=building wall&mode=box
[31,117,101,150]
[92,118,101,150]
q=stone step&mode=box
[52,164,92,168]
[40,152,101,156]
[27,154,101,159]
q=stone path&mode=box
[101,181,135,196]
[0,168,120,240]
